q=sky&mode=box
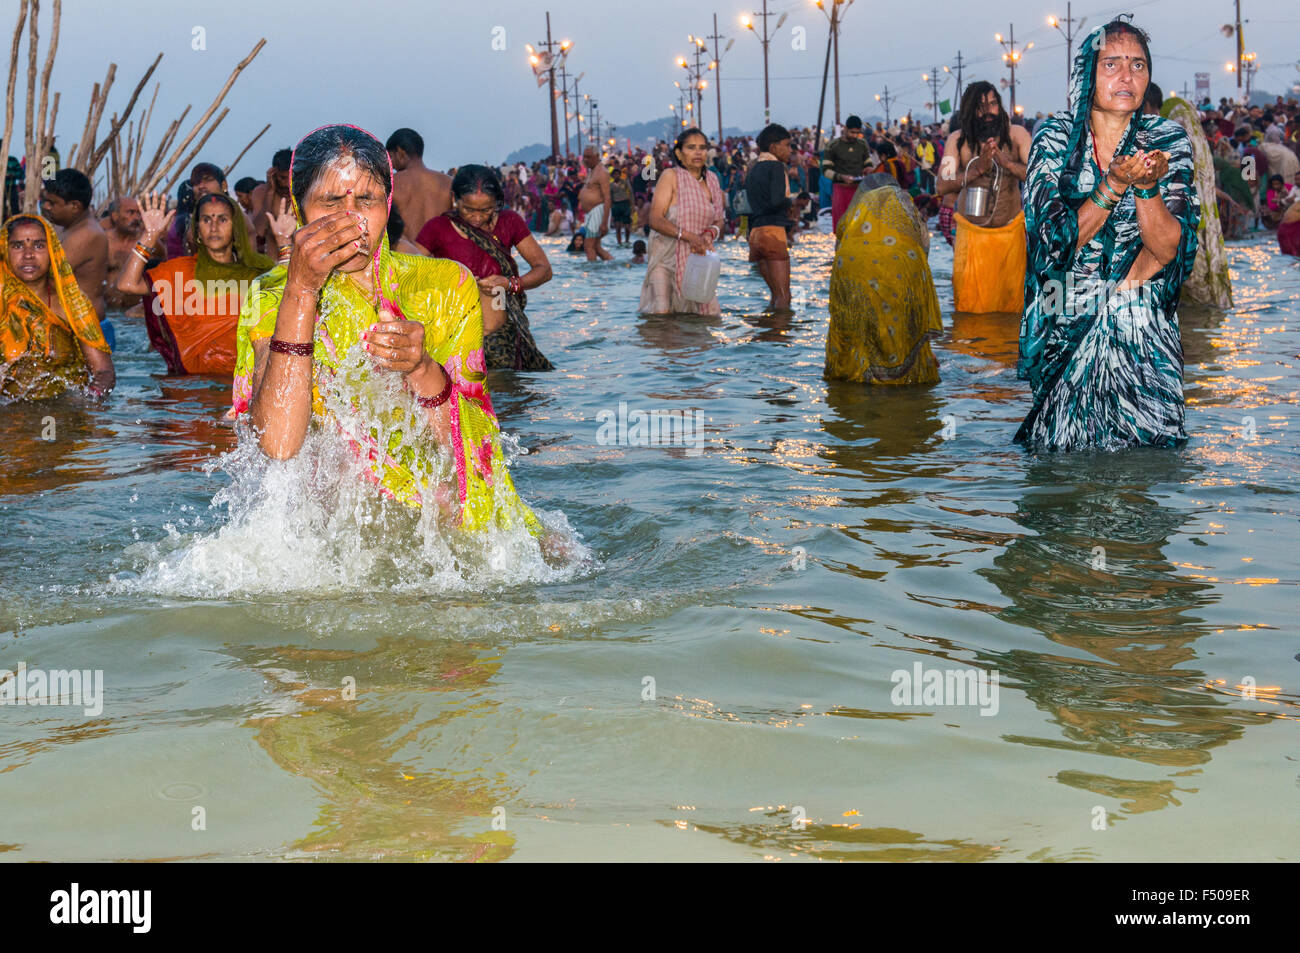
[5,0,1298,187]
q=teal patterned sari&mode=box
[1016,25,1201,451]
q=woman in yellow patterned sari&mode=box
[1,214,114,400]
[231,124,539,534]
[826,174,942,385]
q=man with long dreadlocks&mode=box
[936,82,1032,314]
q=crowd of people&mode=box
[3,15,1300,529]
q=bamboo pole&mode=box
[2,0,31,219]
[129,82,158,191]
[136,106,186,195]
[31,0,58,195]
[73,80,99,170]
[45,89,58,161]
[86,51,161,175]
[160,106,229,196]
[76,62,115,170]
[142,38,265,194]
[21,0,38,211]
[224,122,270,177]
[109,113,121,200]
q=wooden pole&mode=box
[142,38,265,194]
[2,0,31,219]
[224,122,270,177]
[74,81,99,170]
[32,0,59,196]
[109,114,121,200]
[21,0,38,212]
[86,51,161,174]
[160,106,229,196]
[136,107,187,195]
[78,62,116,169]
[129,82,158,192]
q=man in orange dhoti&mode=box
[937,82,1032,314]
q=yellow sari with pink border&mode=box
[231,233,540,533]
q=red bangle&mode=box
[415,362,453,409]
[269,338,314,356]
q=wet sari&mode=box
[1159,96,1232,309]
[826,175,942,385]
[1016,26,1200,452]
[1,214,109,400]
[231,126,540,533]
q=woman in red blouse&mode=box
[417,165,554,370]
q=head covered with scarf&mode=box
[232,124,540,531]
[1,213,107,364]
[1015,18,1200,448]
[1022,17,1199,323]
[186,191,274,286]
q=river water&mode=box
[1,227,1297,862]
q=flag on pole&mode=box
[938,99,952,116]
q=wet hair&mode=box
[385,127,424,159]
[451,163,505,204]
[271,148,292,172]
[43,168,92,209]
[1099,17,1152,75]
[957,81,1011,153]
[189,161,225,187]
[233,176,259,194]
[387,206,406,246]
[291,125,392,214]
[632,239,646,254]
[672,127,709,165]
[756,123,790,153]
[1143,81,1164,113]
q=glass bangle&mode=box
[1133,185,1160,199]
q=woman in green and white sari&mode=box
[1016,18,1201,452]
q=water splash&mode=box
[113,361,593,598]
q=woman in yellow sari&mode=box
[1,214,114,400]
[826,174,942,384]
[231,124,539,534]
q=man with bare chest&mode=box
[578,146,613,262]
[937,82,1032,314]
[385,128,451,242]
[41,169,109,323]
[103,197,146,311]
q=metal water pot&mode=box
[959,155,1002,223]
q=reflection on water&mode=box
[0,231,1297,861]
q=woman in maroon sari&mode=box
[415,164,554,370]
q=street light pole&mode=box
[1049,4,1086,107]
[743,1,787,126]
[875,86,895,127]
[558,59,571,158]
[996,25,1032,116]
[1235,0,1244,98]
[708,14,734,146]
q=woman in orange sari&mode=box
[117,191,275,375]
[1,214,114,400]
